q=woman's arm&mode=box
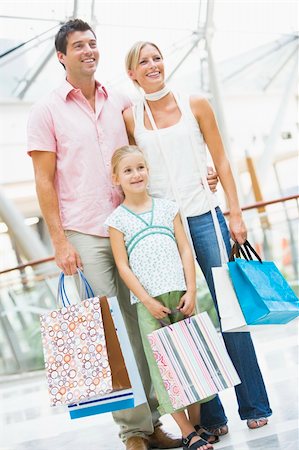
[123,108,137,145]
[173,214,196,316]
[109,227,171,319]
[191,96,247,244]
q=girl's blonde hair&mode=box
[125,41,163,89]
[111,145,148,175]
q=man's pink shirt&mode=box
[27,80,130,237]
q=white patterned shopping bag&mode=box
[40,296,112,406]
[68,296,147,419]
[148,311,240,410]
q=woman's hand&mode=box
[177,291,196,317]
[144,298,171,319]
[229,214,247,244]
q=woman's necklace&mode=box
[144,85,170,101]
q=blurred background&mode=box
[0,0,298,375]
[0,2,298,449]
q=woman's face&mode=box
[129,44,165,92]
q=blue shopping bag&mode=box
[228,241,299,325]
[68,389,135,419]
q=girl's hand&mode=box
[229,214,247,244]
[177,291,196,317]
[144,298,171,319]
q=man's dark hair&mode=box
[55,19,96,54]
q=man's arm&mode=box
[31,151,82,274]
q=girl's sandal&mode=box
[247,418,268,429]
[206,425,228,436]
[183,431,213,449]
[194,425,220,444]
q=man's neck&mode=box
[66,75,97,109]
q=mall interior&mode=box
[0,1,298,449]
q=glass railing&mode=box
[0,194,298,375]
[0,258,59,375]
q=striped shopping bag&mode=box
[148,311,240,410]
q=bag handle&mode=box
[158,308,191,328]
[229,242,241,261]
[243,240,263,263]
[143,99,197,258]
[229,240,262,263]
[229,242,248,261]
[178,94,229,265]
[57,269,95,307]
[143,94,229,265]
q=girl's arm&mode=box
[191,96,247,244]
[109,226,171,319]
[173,213,197,316]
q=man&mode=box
[27,19,218,449]
[27,19,182,450]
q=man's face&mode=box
[57,30,99,79]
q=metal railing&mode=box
[0,194,298,375]
[0,258,59,375]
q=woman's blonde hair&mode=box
[111,145,148,176]
[125,41,163,89]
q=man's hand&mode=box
[54,239,82,275]
[207,166,218,192]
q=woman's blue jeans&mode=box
[188,208,272,427]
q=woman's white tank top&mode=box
[133,94,218,217]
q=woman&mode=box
[122,41,272,436]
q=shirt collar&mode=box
[58,79,108,100]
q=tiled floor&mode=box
[0,320,298,450]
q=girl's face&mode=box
[113,153,149,195]
[128,44,165,93]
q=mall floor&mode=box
[1,320,298,450]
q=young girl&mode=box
[105,145,214,450]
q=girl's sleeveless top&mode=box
[133,94,218,217]
[105,197,186,304]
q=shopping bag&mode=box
[212,241,251,332]
[40,270,139,414]
[68,389,135,418]
[68,295,147,419]
[228,241,299,325]
[212,265,248,332]
[40,271,115,406]
[147,311,240,410]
